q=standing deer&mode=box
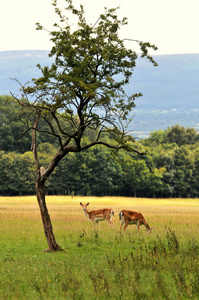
[80,202,114,228]
[119,209,154,233]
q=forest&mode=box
[1,95,199,198]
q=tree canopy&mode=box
[11,0,158,251]
[16,1,158,162]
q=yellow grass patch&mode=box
[0,196,198,238]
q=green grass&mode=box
[0,196,199,299]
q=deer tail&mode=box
[119,211,123,220]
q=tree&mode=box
[166,125,199,146]
[13,0,157,251]
[145,129,167,146]
[172,146,194,197]
[0,96,31,153]
[122,157,150,197]
[148,167,166,198]
[0,95,62,153]
[190,150,199,197]
[0,151,14,195]
[88,147,123,196]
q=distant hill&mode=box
[1,50,199,137]
[129,54,199,137]
[0,50,53,96]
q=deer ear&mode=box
[87,203,89,206]
[80,202,82,206]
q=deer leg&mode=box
[106,217,114,226]
[123,221,129,232]
[119,219,124,232]
[137,221,141,234]
[92,218,97,230]
[94,220,100,231]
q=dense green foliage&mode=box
[1,95,199,198]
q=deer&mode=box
[80,202,114,228]
[119,209,154,233]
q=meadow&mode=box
[0,196,199,299]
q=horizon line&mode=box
[0,49,199,56]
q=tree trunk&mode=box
[32,114,63,252]
[36,178,63,252]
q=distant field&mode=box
[0,196,199,299]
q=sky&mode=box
[0,0,199,55]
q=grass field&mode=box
[0,196,199,299]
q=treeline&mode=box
[1,95,199,198]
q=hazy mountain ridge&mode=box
[1,50,199,136]
[0,50,52,96]
[129,53,199,136]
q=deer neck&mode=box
[83,208,90,219]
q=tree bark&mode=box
[36,177,63,252]
[32,114,63,252]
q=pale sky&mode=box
[1,0,199,55]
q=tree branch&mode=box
[31,114,41,174]
[81,140,146,155]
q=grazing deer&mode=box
[80,202,114,228]
[119,210,154,233]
